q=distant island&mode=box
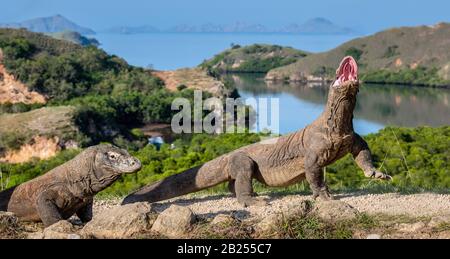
[101,25,160,34]
[278,18,353,34]
[0,14,95,35]
[103,18,355,35]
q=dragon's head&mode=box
[93,144,142,175]
[329,56,360,98]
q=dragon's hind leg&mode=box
[304,153,333,201]
[228,180,258,197]
[228,152,267,207]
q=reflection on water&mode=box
[226,74,450,135]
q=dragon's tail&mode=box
[121,162,228,205]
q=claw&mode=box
[313,187,334,201]
[365,170,392,181]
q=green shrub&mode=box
[383,45,399,58]
[361,67,450,86]
[345,47,364,61]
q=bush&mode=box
[345,47,363,61]
[360,67,450,86]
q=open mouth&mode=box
[333,56,358,87]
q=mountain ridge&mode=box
[103,18,354,35]
[0,15,96,35]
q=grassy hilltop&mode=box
[200,44,309,73]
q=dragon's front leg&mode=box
[352,133,392,180]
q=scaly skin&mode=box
[122,56,391,207]
[0,144,141,226]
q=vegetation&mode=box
[0,28,158,101]
[360,67,450,87]
[383,45,400,58]
[1,127,448,196]
[344,47,363,62]
[200,44,308,73]
[0,28,201,149]
[276,213,377,239]
[69,88,197,148]
[0,103,45,114]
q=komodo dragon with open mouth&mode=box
[0,144,141,226]
[122,56,391,207]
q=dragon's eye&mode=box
[108,152,119,160]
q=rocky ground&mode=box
[94,192,450,219]
[1,192,449,239]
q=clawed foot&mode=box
[239,197,268,207]
[364,170,392,181]
[312,187,334,201]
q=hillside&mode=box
[1,15,95,35]
[0,28,196,159]
[0,53,46,105]
[0,28,239,161]
[200,44,309,73]
[0,106,80,163]
[47,31,99,46]
[266,23,450,87]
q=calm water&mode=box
[229,74,450,135]
[95,33,355,70]
[95,33,450,135]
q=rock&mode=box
[428,215,450,228]
[314,200,359,221]
[281,200,312,218]
[366,234,382,239]
[255,213,283,234]
[81,202,155,239]
[151,205,196,238]
[210,214,236,226]
[41,220,80,239]
[0,211,19,232]
[398,222,426,233]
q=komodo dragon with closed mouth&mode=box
[122,56,391,207]
[0,144,141,226]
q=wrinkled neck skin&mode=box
[89,166,122,194]
[65,149,122,196]
[321,84,358,135]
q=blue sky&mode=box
[1,0,450,33]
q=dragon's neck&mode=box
[322,91,356,135]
